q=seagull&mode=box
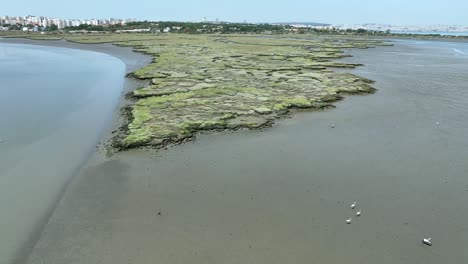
[351,201,356,209]
[346,218,352,224]
[422,237,432,246]
[435,122,440,126]
[356,210,361,217]
[331,124,335,128]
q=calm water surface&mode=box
[392,31,468,36]
[0,43,125,264]
[26,39,468,264]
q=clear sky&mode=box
[3,0,468,25]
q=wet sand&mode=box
[0,38,152,264]
[12,39,468,263]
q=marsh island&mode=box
[9,33,391,149]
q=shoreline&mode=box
[0,38,153,264]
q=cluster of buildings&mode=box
[0,15,135,29]
[325,23,468,34]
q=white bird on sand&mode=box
[435,122,440,126]
[356,210,361,217]
[422,237,432,246]
[351,201,356,209]
[331,124,335,128]
[346,218,352,224]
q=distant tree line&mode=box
[61,21,292,34]
[62,22,391,35]
[2,23,59,31]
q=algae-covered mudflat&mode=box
[118,35,390,149]
[118,35,392,149]
[14,33,391,149]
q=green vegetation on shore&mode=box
[2,33,391,149]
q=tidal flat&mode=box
[20,38,468,264]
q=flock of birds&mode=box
[345,201,432,246]
[345,201,361,224]
[332,123,434,247]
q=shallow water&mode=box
[0,43,125,264]
[26,39,468,264]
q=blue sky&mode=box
[3,0,468,25]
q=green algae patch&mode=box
[121,105,154,147]
[284,96,313,107]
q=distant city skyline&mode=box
[2,0,468,25]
